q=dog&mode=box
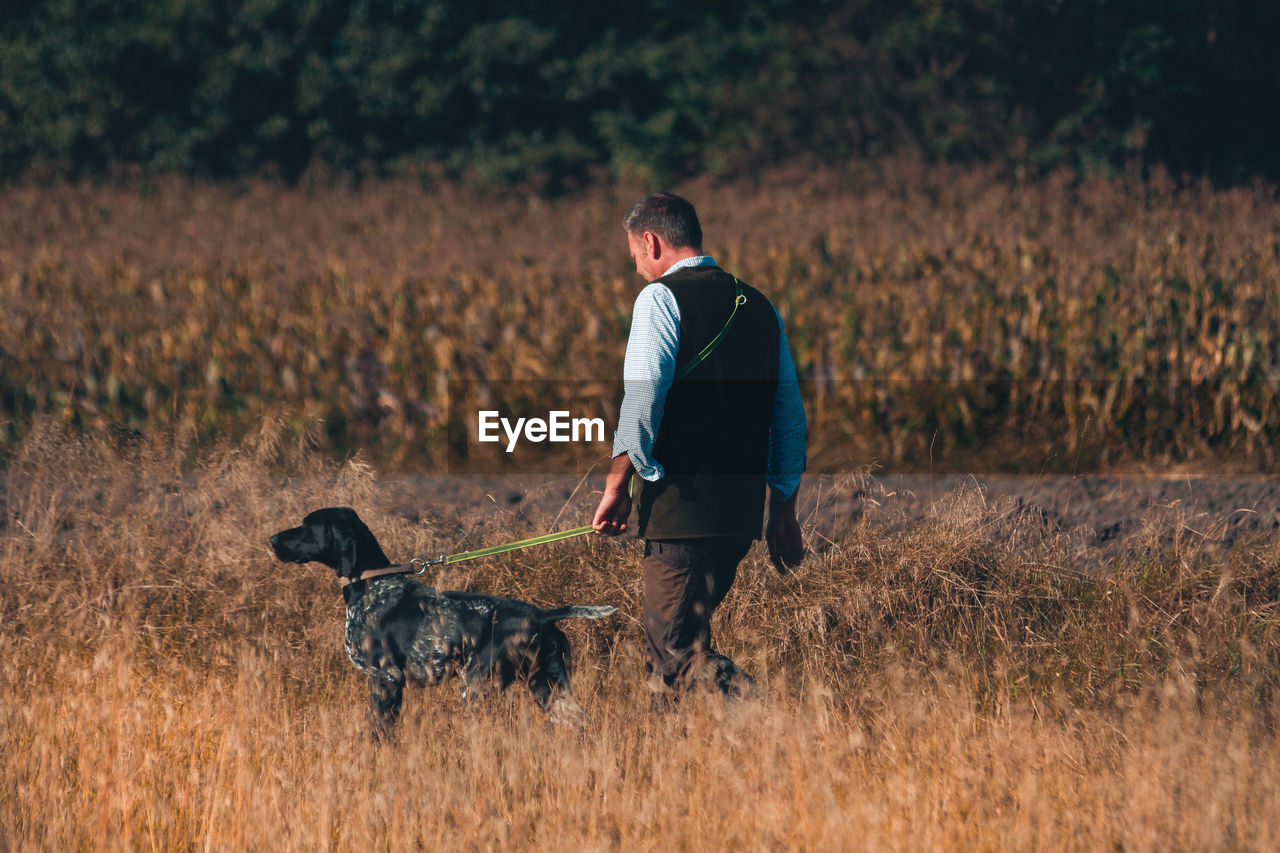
[269,507,615,737]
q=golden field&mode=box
[1,423,1278,850]
[2,165,1280,850]
[2,161,1278,471]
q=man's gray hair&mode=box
[623,193,703,250]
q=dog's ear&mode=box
[313,507,392,577]
[349,522,393,572]
[336,535,361,579]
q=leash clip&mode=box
[410,556,447,574]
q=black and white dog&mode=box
[270,507,614,737]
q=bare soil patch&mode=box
[373,470,1279,561]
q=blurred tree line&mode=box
[1,0,1276,187]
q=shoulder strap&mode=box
[674,277,746,380]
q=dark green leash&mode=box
[414,278,746,569]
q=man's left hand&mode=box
[766,491,805,573]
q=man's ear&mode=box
[644,231,661,260]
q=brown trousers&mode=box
[642,537,756,696]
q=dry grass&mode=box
[4,164,1279,848]
[3,422,1279,850]
[3,161,1278,471]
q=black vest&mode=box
[635,265,781,539]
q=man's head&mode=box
[623,193,704,281]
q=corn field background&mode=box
[3,160,1278,472]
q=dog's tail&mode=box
[541,605,617,622]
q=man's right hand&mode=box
[592,487,632,536]
[593,453,637,536]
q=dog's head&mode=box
[269,507,392,579]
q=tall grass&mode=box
[3,162,1278,470]
[2,423,1278,849]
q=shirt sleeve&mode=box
[612,283,681,481]
[767,306,807,500]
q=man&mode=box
[593,192,806,698]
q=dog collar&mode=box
[339,563,418,587]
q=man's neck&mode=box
[663,246,704,267]
[655,247,708,279]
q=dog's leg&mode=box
[544,692,588,728]
[527,626,572,703]
[368,674,404,741]
[528,628,588,728]
[459,643,515,703]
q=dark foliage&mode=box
[1,0,1276,184]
